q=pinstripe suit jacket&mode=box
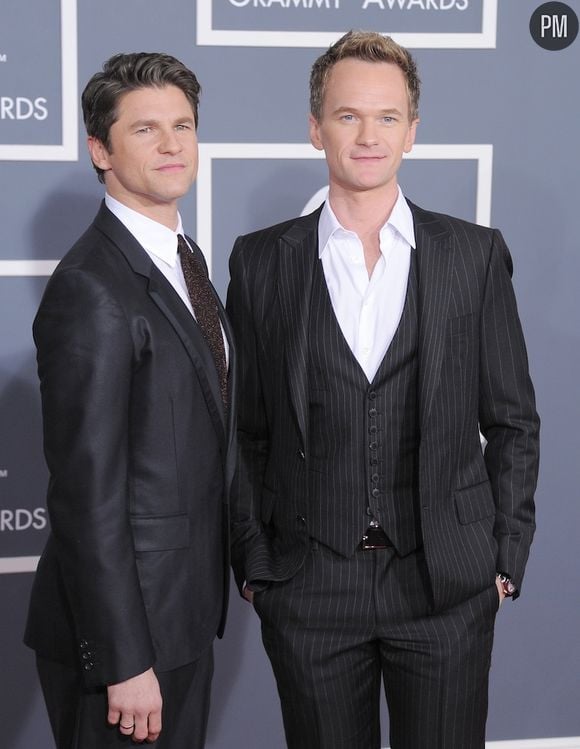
[226,200,539,611]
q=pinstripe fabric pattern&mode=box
[226,201,539,603]
[307,254,420,558]
[226,200,539,747]
[255,544,497,749]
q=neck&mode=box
[106,189,180,231]
[328,183,399,238]
[328,183,400,279]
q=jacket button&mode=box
[79,639,88,650]
[83,662,94,671]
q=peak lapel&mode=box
[277,211,320,449]
[410,202,455,430]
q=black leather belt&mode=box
[360,524,392,550]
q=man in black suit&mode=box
[25,52,235,748]
[227,31,539,748]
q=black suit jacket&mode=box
[226,201,539,611]
[25,202,236,687]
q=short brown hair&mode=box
[82,52,201,183]
[310,31,420,122]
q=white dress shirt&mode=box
[318,188,415,382]
[105,194,229,364]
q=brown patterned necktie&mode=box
[177,235,228,408]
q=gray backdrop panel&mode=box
[1,1,578,746]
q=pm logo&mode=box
[0,0,77,161]
[197,0,498,48]
[530,2,578,50]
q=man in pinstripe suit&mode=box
[227,31,539,749]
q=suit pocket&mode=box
[130,513,190,552]
[454,480,495,525]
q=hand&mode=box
[107,667,162,743]
[495,575,506,607]
[242,584,254,604]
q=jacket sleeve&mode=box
[478,229,540,595]
[34,267,155,686]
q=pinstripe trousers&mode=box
[254,541,499,749]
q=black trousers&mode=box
[254,543,499,749]
[36,646,213,749]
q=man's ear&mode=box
[404,118,420,154]
[87,136,112,172]
[309,114,324,152]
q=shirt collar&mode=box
[318,186,416,258]
[105,193,184,267]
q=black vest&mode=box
[307,251,421,557]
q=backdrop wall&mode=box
[1,1,579,747]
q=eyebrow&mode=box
[129,116,195,129]
[332,106,404,117]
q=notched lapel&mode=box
[277,211,320,448]
[147,270,227,447]
[94,203,227,446]
[411,203,455,429]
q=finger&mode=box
[132,714,148,743]
[146,706,162,743]
[119,715,136,735]
[107,708,121,727]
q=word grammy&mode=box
[228,0,340,6]
[227,0,469,7]
[0,508,47,532]
[0,96,48,120]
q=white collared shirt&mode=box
[318,187,415,382]
[105,194,229,364]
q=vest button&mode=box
[369,425,377,434]
[371,488,380,498]
[371,474,379,483]
[369,442,377,450]
[368,408,377,417]
[368,391,377,400]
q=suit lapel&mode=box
[93,203,227,446]
[278,209,321,450]
[409,201,455,430]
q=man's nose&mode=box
[158,128,182,154]
[357,120,379,146]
